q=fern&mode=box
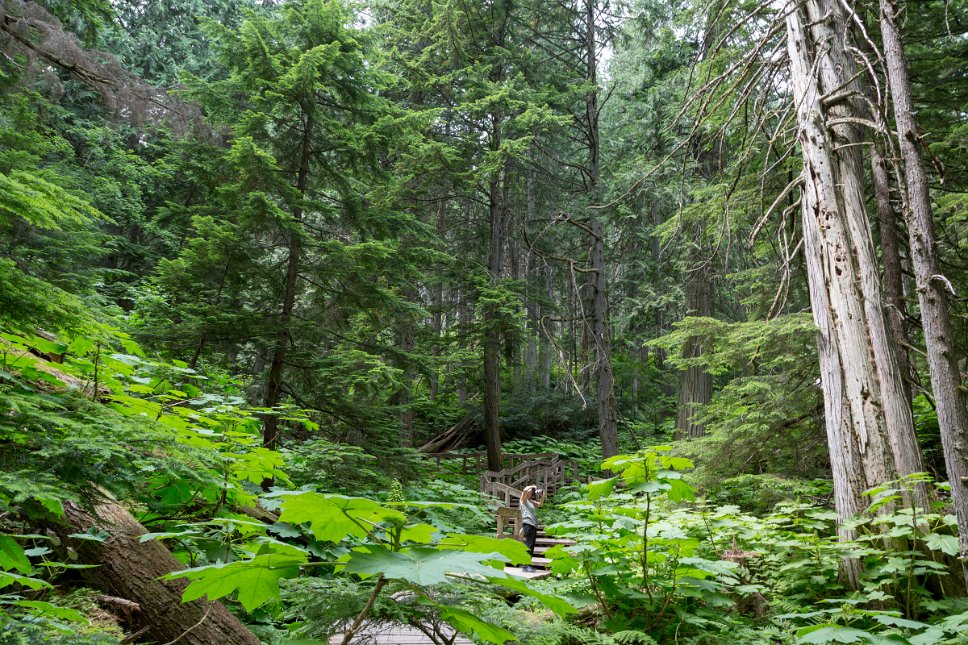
[556,624,613,645]
[610,630,659,645]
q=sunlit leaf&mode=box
[278,492,406,542]
[343,546,508,585]
[166,552,306,611]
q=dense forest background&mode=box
[1,0,967,642]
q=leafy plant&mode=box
[164,489,574,643]
[545,448,747,638]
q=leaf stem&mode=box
[642,494,652,600]
[341,574,387,645]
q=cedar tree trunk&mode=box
[785,0,924,586]
[878,0,968,586]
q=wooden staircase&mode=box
[423,451,580,578]
[482,454,580,579]
[502,527,574,580]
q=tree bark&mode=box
[872,145,914,402]
[263,113,314,449]
[457,282,469,405]
[878,0,968,586]
[540,266,554,392]
[481,2,512,473]
[650,201,675,402]
[393,288,417,447]
[585,0,619,459]
[53,497,259,645]
[784,0,924,586]
[430,199,447,404]
[483,170,505,472]
[509,232,523,396]
[675,268,713,438]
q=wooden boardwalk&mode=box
[329,624,474,644]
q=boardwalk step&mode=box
[535,537,574,545]
[505,566,552,580]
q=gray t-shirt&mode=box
[520,498,538,527]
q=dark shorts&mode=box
[522,523,537,556]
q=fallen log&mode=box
[417,417,476,453]
[51,495,260,645]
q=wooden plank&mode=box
[535,537,575,545]
[505,566,552,580]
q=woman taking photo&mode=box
[520,485,545,571]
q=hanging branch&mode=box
[0,0,208,136]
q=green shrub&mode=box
[283,438,393,494]
[706,474,832,514]
[403,479,496,534]
[0,622,121,644]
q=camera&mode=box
[534,488,544,498]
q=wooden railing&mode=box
[480,455,578,494]
[496,506,522,539]
[482,481,522,507]
[423,450,581,538]
[488,456,578,539]
[423,451,486,474]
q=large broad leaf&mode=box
[678,557,739,579]
[436,534,530,565]
[0,570,52,591]
[908,628,946,645]
[0,536,32,574]
[166,552,306,611]
[139,529,201,543]
[585,478,616,500]
[601,454,633,473]
[924,533,959,556]
[487,575,576,617]
[662,456,695,470]
[398,523,438,545]
[628,481,668,495]
[435,604,517,644]
[666,478,696,502]
[870,613,930,630]
[278,493,406,542]
[229,448,289,486]
[13,600,86,623]
[385,500,473,510]
[544,544,579,575]
[796,624,907,644]
[343,546,508,585]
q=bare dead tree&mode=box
[0,0,208,137]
